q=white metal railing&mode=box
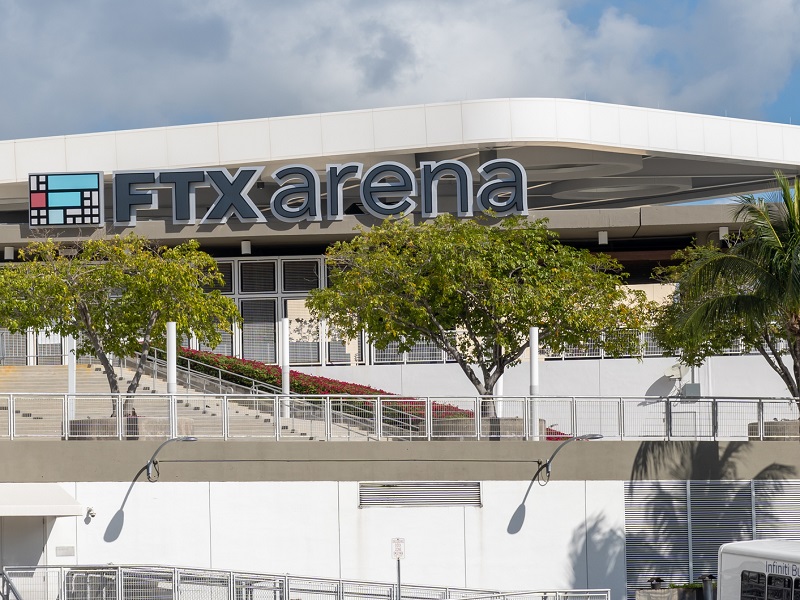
[1,565,610,600]
[0,393,798,441]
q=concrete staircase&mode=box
[0,364,380,441]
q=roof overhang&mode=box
[0,483,83,517]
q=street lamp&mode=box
[533,433,604,483]
[146,436,198,482]
[507,433,603,534]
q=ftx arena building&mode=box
[1,99,800,600]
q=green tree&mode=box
[0,235,240,413]
[652,172,800,398]
[306,215,649,404]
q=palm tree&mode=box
[672,171,800,398]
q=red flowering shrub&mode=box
[177,348,474,421]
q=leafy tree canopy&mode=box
[0,234,240,407]
[651,172,800,397]
[307,214,650,397]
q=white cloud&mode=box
[0,0,798,140]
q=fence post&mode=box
[275,395,282,441]
[618,397,624,440]
[222,395,229,440]
[476,397,481,441]
[117,395,124,440]
[325,396,333,441]
[571,397,577,436]
[425,397,432,441]
[8,393,13,440]
[711,398,719,440]
[376,397,383,440]
[665,398,672,441]
[523,396,530,441]
[758,400,764,440]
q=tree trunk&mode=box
[124,310,160,414]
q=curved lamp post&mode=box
[507,433,603,534]
[146,436,198,482]
[533,433,604,483]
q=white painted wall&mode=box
[11,480,628,600]
[299,354,795,400]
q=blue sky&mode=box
[0,0,798,140]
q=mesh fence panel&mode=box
[381,399,427,439]
[122,568,173,600]
[330,398,376,440]
[177,394,225,439]
[6,567,63,600]
[276,398,327,440]
[761,400,800,440]
[226,396,277,439]
[233,575,281,600]
[431,398,478,439]
[573,400,620,438]
[11,395,64,438]
[341,582,393,600]
[372,342,403,364]
[285,577,337,600]
[177,570,230,600]
[406,339,443,363]
[621,399,667,438]
[716,400,759,439]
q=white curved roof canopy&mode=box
[0,98,797,213]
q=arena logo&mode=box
[29,159,527,228]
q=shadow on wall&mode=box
[631,441,796,481]
[569,513,625,593]
[624,442,796,593]
[644,376,677,398]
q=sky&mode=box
[1,0,799,141]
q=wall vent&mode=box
[359,481,481,507]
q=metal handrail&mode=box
[0,392,798,441]
[1,565,609,600]
[0,570,24,600]
[147,348,285,395]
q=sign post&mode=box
[391,538,405,600]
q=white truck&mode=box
[718,540,800,600]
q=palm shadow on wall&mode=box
[627,441,796,588]
[631,441,795,482]
[568,513,625,594]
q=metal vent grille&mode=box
[283,260,320,292]
[203,261,233,293]
[625,481,689,594]
[240,261,276,293]
[359,482,481,507]
[241,299,277,363]
[754,481,800,540]
[625,479,760,599]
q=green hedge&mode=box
[178,347,475,421]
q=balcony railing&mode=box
[0,393,797,441]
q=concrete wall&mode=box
[299,354,795,400]
[8,479,627,598]
[4,438,800,599]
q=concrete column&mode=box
[167,321,177,394]
[281,317,290,418]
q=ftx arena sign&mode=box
[28,158,527,228]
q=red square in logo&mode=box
[31,192,46,208]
